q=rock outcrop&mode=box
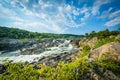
[38,52,74,67]
[20,39,68,55]
[79,37,98,49]
[0,64,6,74]
[89,42,120,62]
[0,38,38,52]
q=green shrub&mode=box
[95,59,120,75]
[94,37,115,48]
[0,62,39,80]
[38,57,93,80]
[81,45,91,57]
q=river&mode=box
[0,39,78,64]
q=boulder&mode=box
[79,37,98,49]
[0,64,6,74]
[70,39,80,48]
[89,42,120,62]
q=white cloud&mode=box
[73,9,79,16]
[0,3,23,21]
[109,10,120,19]
[41,3,53,9]
[65,5,71,12]
[105,17,120,27]
[13,21,66,33]
[99,7,113,19]
[81,12,90,22]
[108,7,113,12]
[92,0,110,15]
[79,5,91,22]
[0,4,15,16]
[80,6,88,14]
[0,0,92,33]
[52,24,68,33]
[100,9,120,27]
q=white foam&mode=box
[0,40,77,64]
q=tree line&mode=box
[85,29,120,39]
[0,26,84,39]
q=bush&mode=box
[81,45,91,57]
[38,57,93,80]
[95,59,120,75]
[94,37,115,48]
[0,62,39,80]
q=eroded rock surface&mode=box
[89,42,120,62]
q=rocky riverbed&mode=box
[0,38,79,65]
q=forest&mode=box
[0,26,84,39]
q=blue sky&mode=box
[0,0,120,35]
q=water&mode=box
[0,39,77,64]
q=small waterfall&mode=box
[0,39,77,64]
[58,40,70,47]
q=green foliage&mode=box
[38,57,93,80]
[1,57,119,80]
[82,45,91,53]
[0,26,84,39]
[95,59,120,74]
[85,33,89,37]
[0,62,39,80]
[97,29,110,39]
[38,64,54,78]
[94,36,115,48]
[86,29,120,39]
[81,45,91,57]
[84,29,120,49]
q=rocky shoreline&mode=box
[0,38,80,65]
[0,38,80,75]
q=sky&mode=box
[0,0,120,35]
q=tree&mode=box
[85,33,89,37]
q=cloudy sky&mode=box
[0,0,120,34]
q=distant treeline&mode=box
[0,26,84,39]
[85,29,120,39]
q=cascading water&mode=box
[0,39,78,64]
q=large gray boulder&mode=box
[89,42,120,62]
